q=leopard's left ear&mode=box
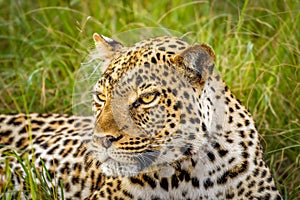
[90,33,124,73]
[171,44,215,86]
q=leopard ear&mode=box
[172,44,215,86]
[93,33,123,52]
[90,33,124,73]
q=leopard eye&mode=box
[96,93,106,102]
[137,91,160,108]
[141,94,156,104]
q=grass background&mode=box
[0,0,299,199]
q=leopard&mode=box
[0,33,282,200]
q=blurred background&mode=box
[0,0,299,199]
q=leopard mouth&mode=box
[90,144,160,176]
[99,150,160,177]
[89,134,161,174]
[104,149,160,169]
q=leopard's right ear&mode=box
[93,33,123,53]
[90,33,124,73]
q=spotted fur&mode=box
[0,34,282,199]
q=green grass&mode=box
[0,0,299,199]
[1,150,64,199]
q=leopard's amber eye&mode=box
[97,93,106,102]
[132,91,160,108]
[141,94,156,104]
[139,91,160,105]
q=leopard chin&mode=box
[101,159,141,177]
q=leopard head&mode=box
[89,33,215,177]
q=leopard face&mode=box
[89,35,215,177]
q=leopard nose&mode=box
[103,136,113,148]
[93,135,122,149]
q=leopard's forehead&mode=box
[98,36,190,89]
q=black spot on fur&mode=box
[192,177,200,188]
[130,177,144,186]
[203,178,214,189]
[171,174,179,189]
[207,151,216,162]
[160,178,169,191]
[142,174,156,189]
